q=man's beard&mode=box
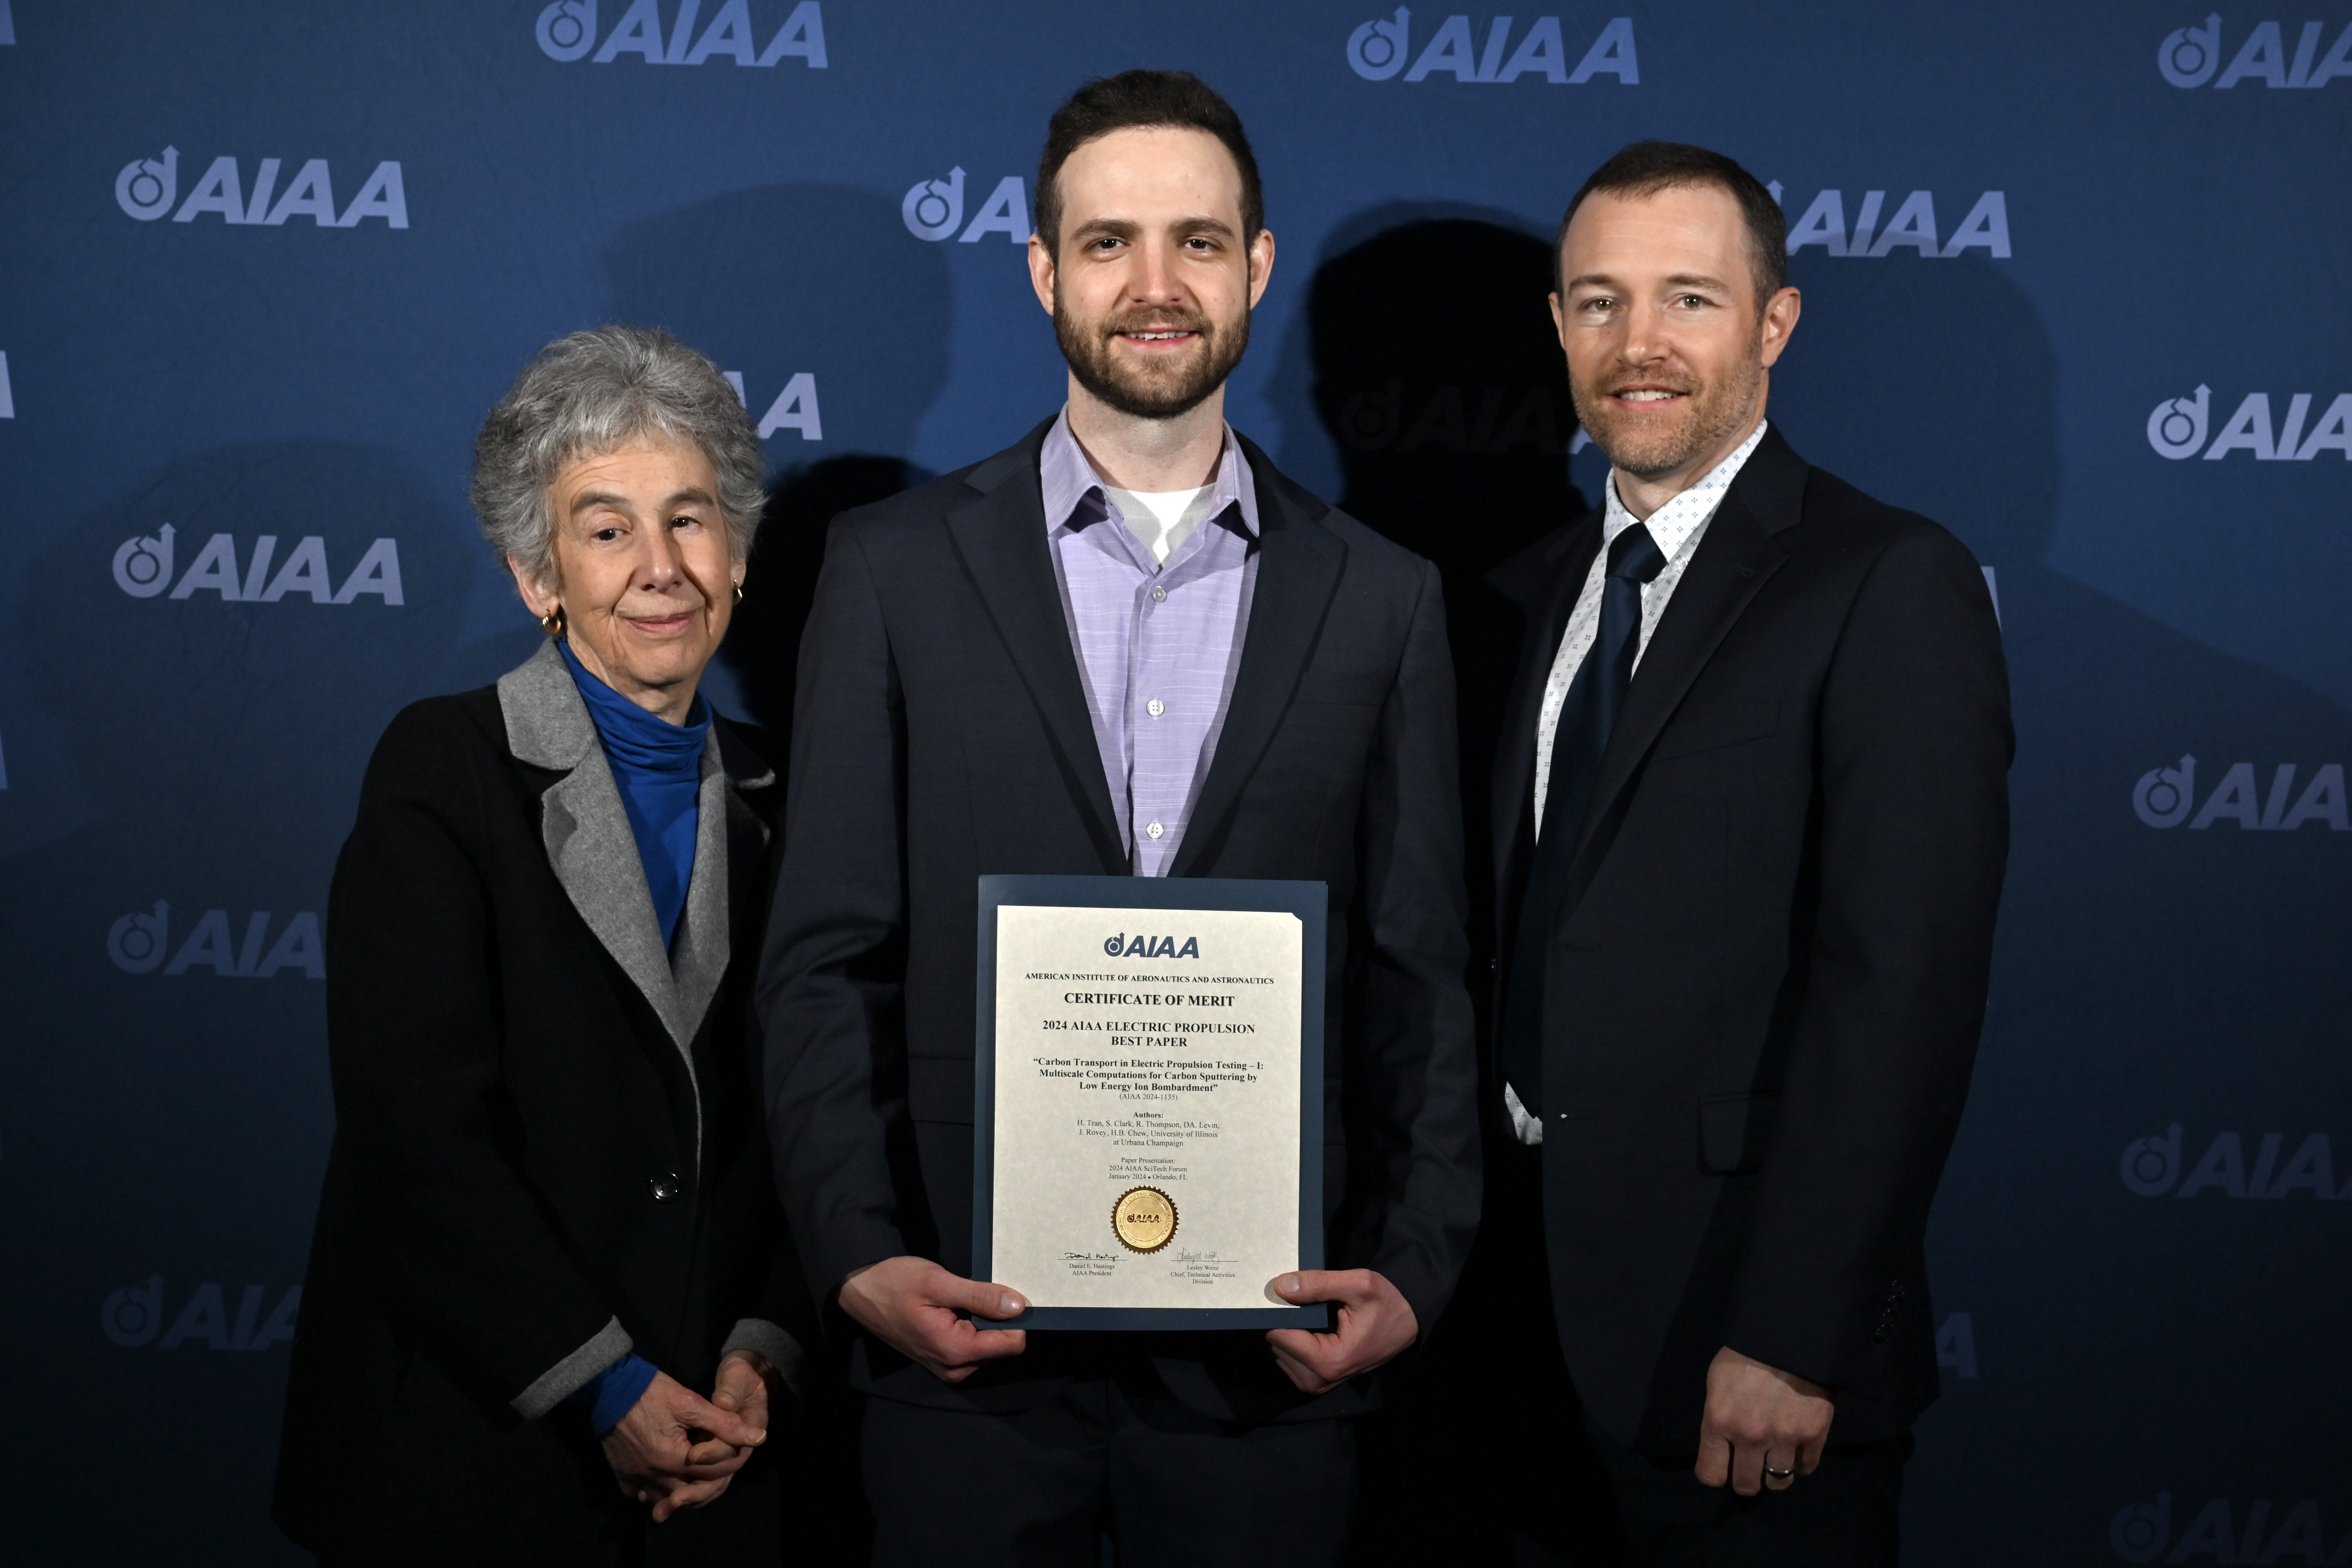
[1569,347,1761,481]
[1055,297,1249,420]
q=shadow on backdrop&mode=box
[1265,211,1592,1568]
[603,184,946,737]
[1268,206,1586,959]
[721,454,924,736]
[1340,254,2352,1566]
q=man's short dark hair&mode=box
[1555,140,1787,306]
[1036,70,1264,257]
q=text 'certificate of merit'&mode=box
[972,874,1328,1331]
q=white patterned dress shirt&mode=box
[1507,419,1768,1145]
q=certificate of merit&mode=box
[972,874,1328,1330]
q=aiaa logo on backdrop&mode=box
[2119,1124,2348,1200]
[1345,11,1637,83]
[2110,1491,2351,1563]
[110,525,403,605]
[1933,1312,1980,1379]
[101,1277,301,1352]
[2130,758,2348,831]
[1782,189,2012,259]
[536,0,825,67]
[2146,386,2352,460]
[901,168,1031,245]
[108,901,325,979]
[1336,381,1568,455]
[114,148,407,227]
[720,370,821,441]
[2157,15,2352,87]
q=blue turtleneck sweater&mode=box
[554,640,713,1432]
[558,638,710,950]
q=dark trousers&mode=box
[862,1375,1357,1568]
[1367,1139,1908,1568]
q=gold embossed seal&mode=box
[1111,1186,1178,1253]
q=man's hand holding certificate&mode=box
[834,875,1430,1385]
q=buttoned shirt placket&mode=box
[1041,412,1259,876]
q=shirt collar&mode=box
[1040,406,1260,542]
[1603,417,1768,561]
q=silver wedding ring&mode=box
[1764,1465,1796,1481]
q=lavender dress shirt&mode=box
[1038,410,1260,876]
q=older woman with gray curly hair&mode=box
[274,326,817,1565]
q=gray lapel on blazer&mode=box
[668,747,734,1051]
[498,640,775,1169]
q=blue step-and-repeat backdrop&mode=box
[1,2,2347,1561]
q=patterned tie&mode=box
[1501,521,1666,1119]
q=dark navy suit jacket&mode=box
[1489,425,2012,1449]
[757,420,1481,1422]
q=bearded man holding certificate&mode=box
[755,69,1479,1568]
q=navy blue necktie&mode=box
[1501,521,1666,1120]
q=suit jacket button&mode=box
[650,1173,682,1202]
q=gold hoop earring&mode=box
[541,606,564,637]
[732,582,744,604]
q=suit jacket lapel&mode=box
[499,642,779,1060]
[1560,426,1809,884]
[1168,443,1347,878]
[499,642,684,1034]
[944,426,1126,873]
[1485,514,1603,930]
[667,723,777,1178]
[667,757,730,1047]
[669,725,779,1052]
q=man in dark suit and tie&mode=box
[755,70,1479,1567]
[1478,142,2011,1564]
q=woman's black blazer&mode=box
[274,640,815,1564]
